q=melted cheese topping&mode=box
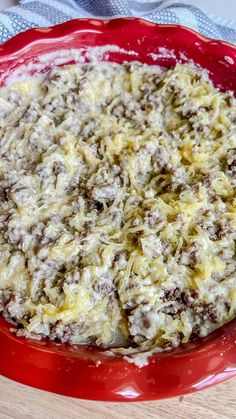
[0,62,235,351]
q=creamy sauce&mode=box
[0,62,235,354]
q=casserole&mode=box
[0,18,235,401]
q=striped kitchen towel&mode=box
[0,0,235,44]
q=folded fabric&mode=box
[0,0,235,45]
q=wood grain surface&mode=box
[0,375,235,418]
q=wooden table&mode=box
[0,375,235,418]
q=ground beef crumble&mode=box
[0,62,235,352]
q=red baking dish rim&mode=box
[0,18,235,401]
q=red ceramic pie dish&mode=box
[0,18,235,401]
